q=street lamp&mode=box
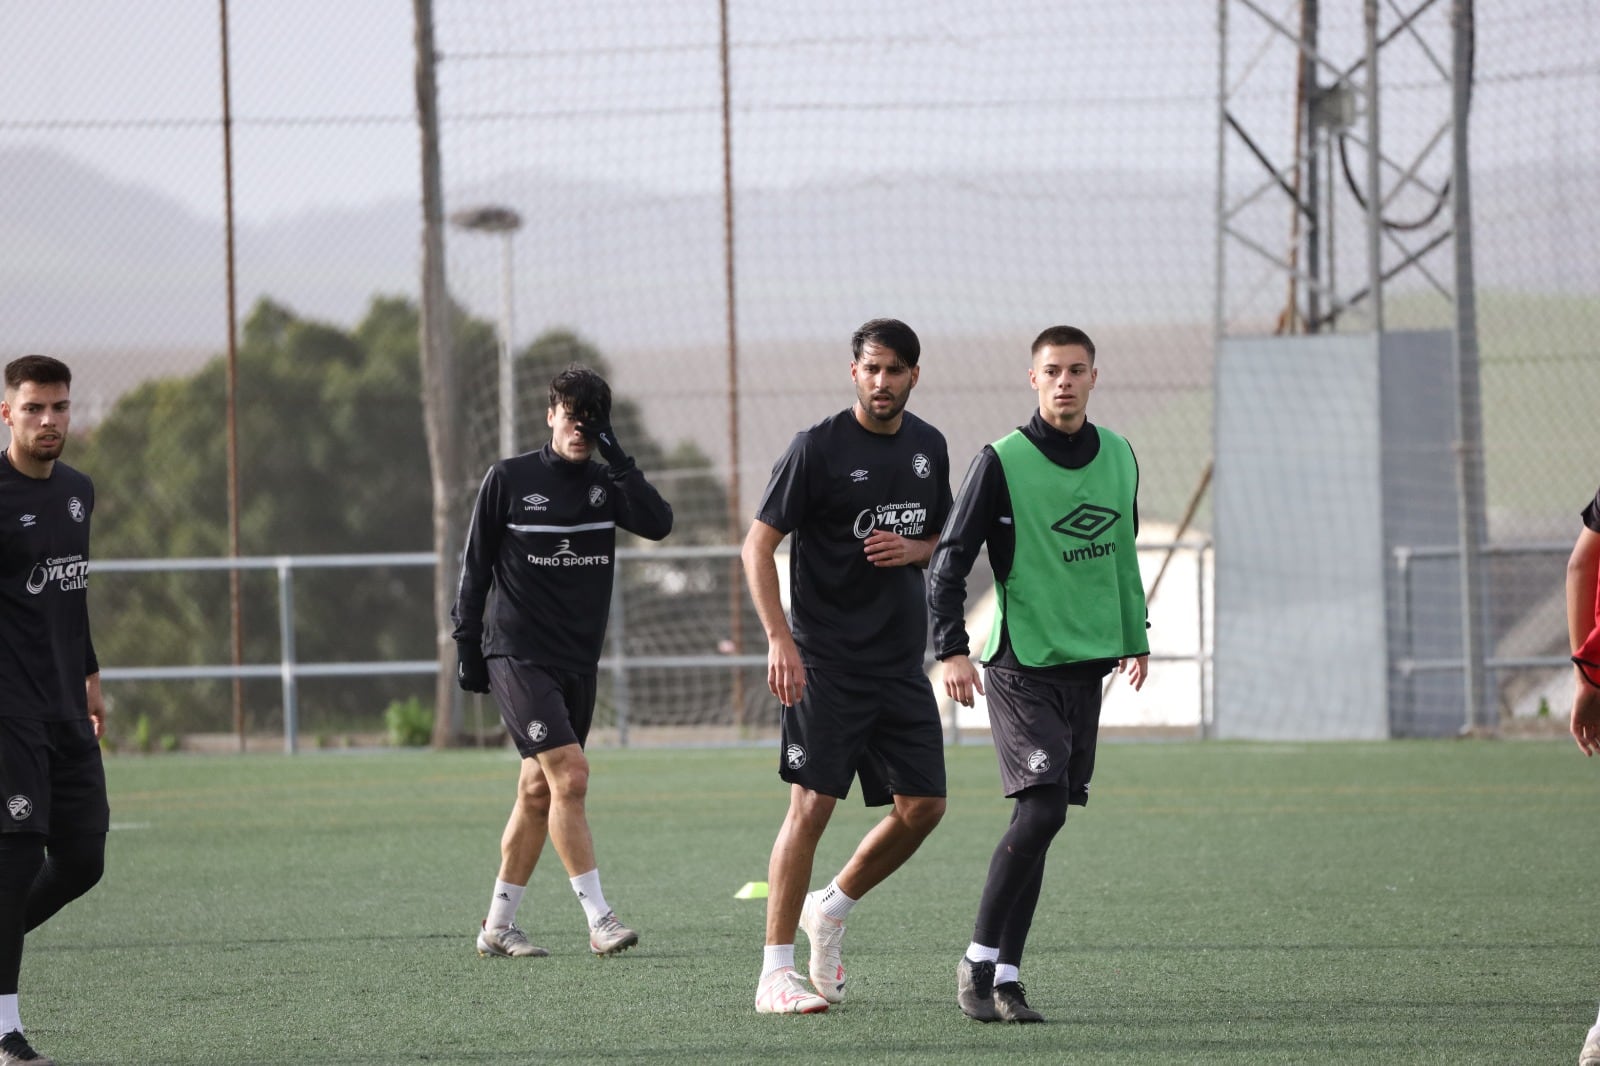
[449,205,523,458]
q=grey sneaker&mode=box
[1582,1034,1600,1066]
[957,956,998,1022]
[993,980,1045,1023]
[799,890,846,1003]
[589,911,639,956]
[0,1030,55,1066]
[476,921,550,958]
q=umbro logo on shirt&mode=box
[850,469,869,483]
[18,514,35,528]
[522,494,549,510]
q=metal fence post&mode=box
[278,558,297,754]
[611,566,629,747]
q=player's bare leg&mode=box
[801,793,944,1001]
[477,757,552,958]
[757,785,835,1013]
[537,743,637,954]
[766,785,836,946]
[834,794,944,899]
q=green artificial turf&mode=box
[17,738,1600,1064]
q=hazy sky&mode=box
[4,1,1594,231]
[2,1,1235,225]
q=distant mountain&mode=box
[5,143,1593,525]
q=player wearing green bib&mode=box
[928,325,1149,1023]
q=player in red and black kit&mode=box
[0,355,107,1066]
[452,365,672,960]
[741,318,952,1014]
[1565,483,1600,1066]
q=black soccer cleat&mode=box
[957,956,998,1022]
[0,1030,56,1066]
[993,980,1046,1023]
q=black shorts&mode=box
[780,668,946,806]
[0,716,109,837]
[488,658,597,758]
[984,666,1101,804]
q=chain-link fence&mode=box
[4,1,1596,741]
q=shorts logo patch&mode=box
[1026,750,1050,773]
[785,744,807,769]
[527,721,549,744]
[6,795,33,820]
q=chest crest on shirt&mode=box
[588,485,607,508]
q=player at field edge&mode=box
[928,325,1149,1023]
[741,318,953,1014]
[1565,481,1600,1066]
[0,356,107,1066]
[452,365,672,960]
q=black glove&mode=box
[456,640,490,694]
[578,415,633,471]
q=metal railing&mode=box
[94,540,1214,751]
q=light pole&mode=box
[449,205,523,458]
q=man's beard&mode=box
[20,437,63,462]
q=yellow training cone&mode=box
[734,881,769,899]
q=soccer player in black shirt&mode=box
[0,355,107,1066]
[929,326,1149,1023]
[452,365,672,959]
[742,319,953,1014]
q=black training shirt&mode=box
[754,408,952,675]
[0,453,97,720]
[452,444,673,673]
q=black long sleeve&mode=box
[928,447,1011,661]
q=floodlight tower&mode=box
[450,205,524,459]
[1213,0,1490,737]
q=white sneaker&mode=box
[755,966,829,1014]
[1581,1033,1600,1066]
[588,911,639,956]
[799,890,846,1003]
[476,920,550,958]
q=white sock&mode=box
[486,879,525,930]
[762,943,796,977]
[0,993,19,1035]
[570,869,611,926]
[995,963,1019,985]
[965,942,999,963]
[816,878,858,921]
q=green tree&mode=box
[79,300,755,740]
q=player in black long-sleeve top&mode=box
[452,365,672,959]
[929,326,1149,1024]
[0,356,107,1066]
